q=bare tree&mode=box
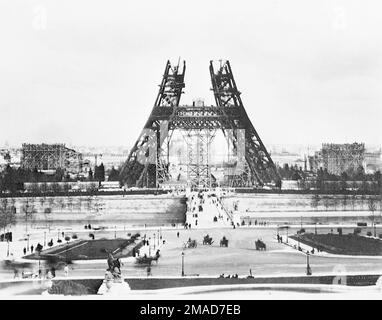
[368,197,377,237]
[22,198,36,235]
[323,196,330,211]
[341,195,348,211]
[311,194,320,211]
[44,207,53,231]
[0,198,16,236]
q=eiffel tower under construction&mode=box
[119,60,280,189]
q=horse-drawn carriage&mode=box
[255,239,266,251]
[202,235,214,245]
[184,238,197,249]
[220,236,229,247]
[136,253,159,265]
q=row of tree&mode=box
[0,163,108,193]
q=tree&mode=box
[0,198,16,236]
[311,194,320,211]
[355,165,365,181]
[341,195,348,211]
[44,207,53,231]
[2,165,17,193]
[94,163,105,182]
[374,170,382,192]
[340,172,348,191]
[323,196,330,211]
[22,198,36,235]
[368,197,377,237]
[108,167,120,181]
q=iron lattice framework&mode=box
[21,143,82,173]
[120,60,280,188]
[183,129,216,188]
[119,60,186,187]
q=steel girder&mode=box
[209,60,280,186]
[120,59,279,188]
[119,60,186,187]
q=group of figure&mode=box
[219,273,239,279]
[184,223,192,229]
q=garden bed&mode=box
[290,233,382,255]
[24,238,140,261]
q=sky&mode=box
[0,0,381,149]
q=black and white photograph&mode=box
[0,0,381,303]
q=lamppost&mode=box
[306,252,312,275]
[65,236,70,263]
[27,234,30,252]
[44,231,46,246]
[7,239,9,257]
[181,251,185,277]
[114,226,117,239]
[153,233,156,251]
[38,251,41,277]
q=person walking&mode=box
[177,232,179,238]
[30,245,34,253]
[23,247,26,255]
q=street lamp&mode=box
[44,231,46,246]
[27,234,30,252]
[306,252,312,275]
[7,239,9,257]
[65,236,70,263]
[38,251,41,277]
[181,251,185,277]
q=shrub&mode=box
[353,228,362,235]
[367,231,372,237]
[57,239,62,243]
[64,236,71,242]
[379,234,382,239]
[72,234,78,239]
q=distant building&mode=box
[309,143,365,175]
[21,143,82,173]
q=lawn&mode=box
[290,233,382,256]
[24,238,140,261]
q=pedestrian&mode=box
[30,245,34,253]
[23,247,26,255]
[64,264,69,277]
[13,269,19,279]
[177,232,179,238]
[147,265,152,277]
